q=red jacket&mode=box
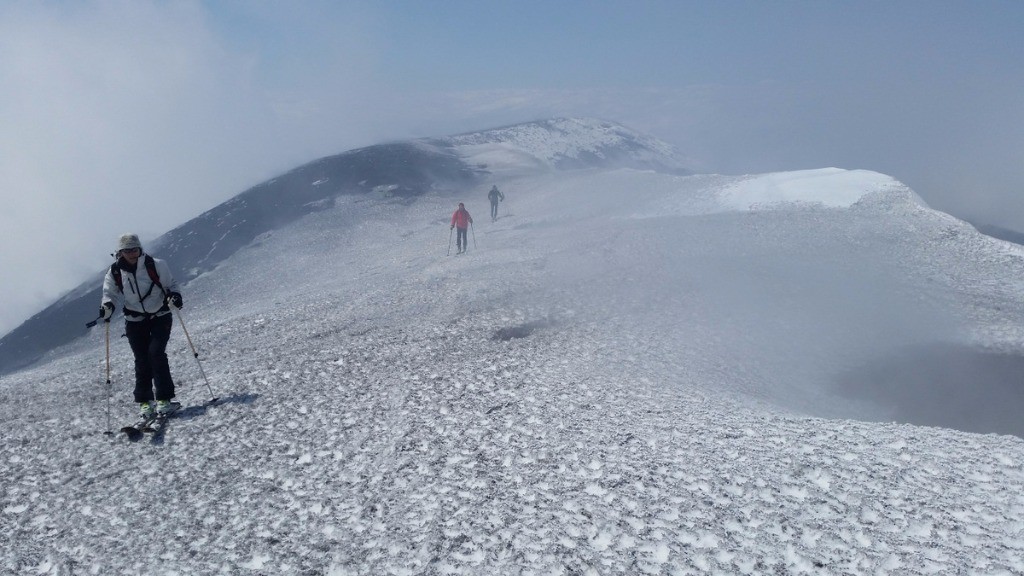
[451,208,473,229]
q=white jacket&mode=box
[101,253,180,321]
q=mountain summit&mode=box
[439,117,689,174]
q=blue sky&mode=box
[197,1,1020,93]
[0,0,1022,336]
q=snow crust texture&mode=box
[2,162,1023,575]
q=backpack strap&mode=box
[110,263,124,293]
[111,254,164,296]
[143,255,163,292]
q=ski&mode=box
[142,399,186,438]
[143,402,182,436]
[144,413,173,438]
[120,415,158,441]
[118,398,216,442]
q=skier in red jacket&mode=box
[450,202,473,254]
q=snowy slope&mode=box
[1,164,1023,575]
[0,118,682,378]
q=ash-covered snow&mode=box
[1,163,1023,575]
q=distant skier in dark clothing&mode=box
[450,202,473,254]
[487,185,504,221]
[100,233,183,418]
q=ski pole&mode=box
[169,302,218,403]
[103,319,112,435]
[471,221,477,250]
[447,227,453,256]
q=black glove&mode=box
[99,302,114,320]
[166,292,183,309]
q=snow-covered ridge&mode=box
[719,168,928,211]
[440,117,688,174]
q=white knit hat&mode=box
[117,233,142,252]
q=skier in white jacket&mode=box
[99,233,183,418]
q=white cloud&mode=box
[0,1,388,334]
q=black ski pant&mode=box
[456,227,468,251]
[490,200,499,219]
[125,313,175,403]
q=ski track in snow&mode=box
[1,165,1023,575]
